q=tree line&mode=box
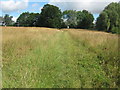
[1,2,120,34]
[15,4,94,29]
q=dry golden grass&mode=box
[2,26,119,62]
[2,27,58,62]
[2,27,57,42]
[68,29,118,47]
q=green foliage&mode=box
[17,12,39,27]
[63,10,94,29]
[3,3,120,32]
[96,12,110,31]
[3,14,14,26]
[96,2,120,33]
[17,12,29,26]
[77,10,94,29]
[15,5,94,29]
[63,10,78,28]
[111,26,120,34]
[36,4,63,28]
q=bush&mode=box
[111,27,120,34]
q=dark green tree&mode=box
[96,2,120,33]
[17,12,30,26]
[27,13,40,26]
[36,4,63,28]
[17,12,39,27]
[77,10,94,29]
[96,12,110,31]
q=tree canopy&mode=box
[16,12,39,27]
[3,14,14,26]
[63,10,94,29]
[96,2,120,33]
[77,10,94,29]
[36,4,63,28]
[16,5,94,29]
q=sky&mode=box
[0,0,119,22]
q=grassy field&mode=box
[2,27,119,88]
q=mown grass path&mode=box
[2,28,117,88]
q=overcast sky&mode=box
[0,0,119,22]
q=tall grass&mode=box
[2,27,119,88]
[68,29,119,87]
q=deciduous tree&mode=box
[36,4,63,28]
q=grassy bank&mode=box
[2,27,119,88]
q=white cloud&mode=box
[0,0,119,14]
[12,16,18,22]
[0,0,29,13]
[39,7,43,12]
[48,0,119,14]
[23,0,119,2]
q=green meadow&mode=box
[2,27,119,88]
